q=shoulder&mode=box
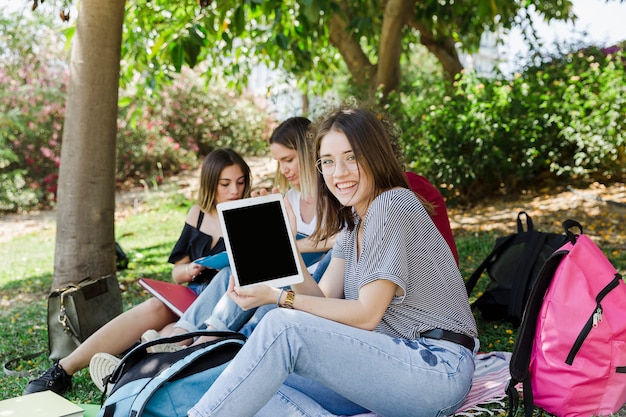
[285,188,299,200]
[367,189,429,228]
[185,205,201,225]
[285,188,302,207]
[373,188,419,212]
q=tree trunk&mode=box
[52,0,126,289]
[328,0,465,99]
[329,0,376,94]
[376,0,414,97]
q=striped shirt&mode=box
[335,188,477,340]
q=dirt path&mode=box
[1,155,625,250]
[447,181,626,250]
[0,156,277,243]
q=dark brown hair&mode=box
[197,148,252,212]
[311,108,412,241]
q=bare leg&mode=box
[58,297,178,375]
[156,325,222,347]
[157,325,201,346]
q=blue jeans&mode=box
[174,267,254,332]
[188,309,477,417]
[181,257,329,336]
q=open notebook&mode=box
[138,278,197,317]
[0,390,84,417]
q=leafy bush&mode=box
[159,71,274,156]
[0,12,68,211]
[115,70,274,187]
[391,44,626,204]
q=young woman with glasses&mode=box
[188,107,478,417]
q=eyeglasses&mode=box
[316,153,359,175]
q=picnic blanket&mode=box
[348,351,512,417]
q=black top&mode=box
[168,211,226,284]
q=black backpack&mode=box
[465,211,568,326]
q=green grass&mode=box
[1,190,624,411]
[0,191,191,403]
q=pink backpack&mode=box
[507,220,626,417]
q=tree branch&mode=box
[328,0,375,90]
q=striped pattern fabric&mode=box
[337,188,477,339]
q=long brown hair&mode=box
[196,149,252,213]
[311,107,431,243]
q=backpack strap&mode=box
[507,231,548,323]
[507,250,568,417]
[107,330,246,387]
[465,233,516,296]
[465,211,530,297]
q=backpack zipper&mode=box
[565,273,622,365]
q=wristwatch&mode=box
[279,290,295,309]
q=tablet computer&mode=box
[217,193,304,288]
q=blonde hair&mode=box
[268,117,317,200]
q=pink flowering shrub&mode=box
[0,12,67,212]
[116,69,274,187]
[1,14,274,213]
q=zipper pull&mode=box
[592,306,603,328]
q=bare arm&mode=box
[172,205,206,284]
[296,233,337,253]
[228,264,397,331]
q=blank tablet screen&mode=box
[219,197,302,287]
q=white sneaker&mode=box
[141,329,183,353]
[141,329,161,344]
[89,352,120,392]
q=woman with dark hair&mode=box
[23,149,252,395]
[188,108,478,417]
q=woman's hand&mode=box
[227,275,280,310]
[186,262,205,280]
[251,187,280,198]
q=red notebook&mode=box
[138,278,198,317]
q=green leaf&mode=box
[170,42,184,72]
[118,96,134,108]
[275,33,289,50]
[233,6,245,36]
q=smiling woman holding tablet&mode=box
[189,107,478,417]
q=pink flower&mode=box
[40,147,55,159]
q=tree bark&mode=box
[328,0,465,98]
[53,0,126,289]
[376,0,413,96]
[414,22,464,84]
[329,0,376,92]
